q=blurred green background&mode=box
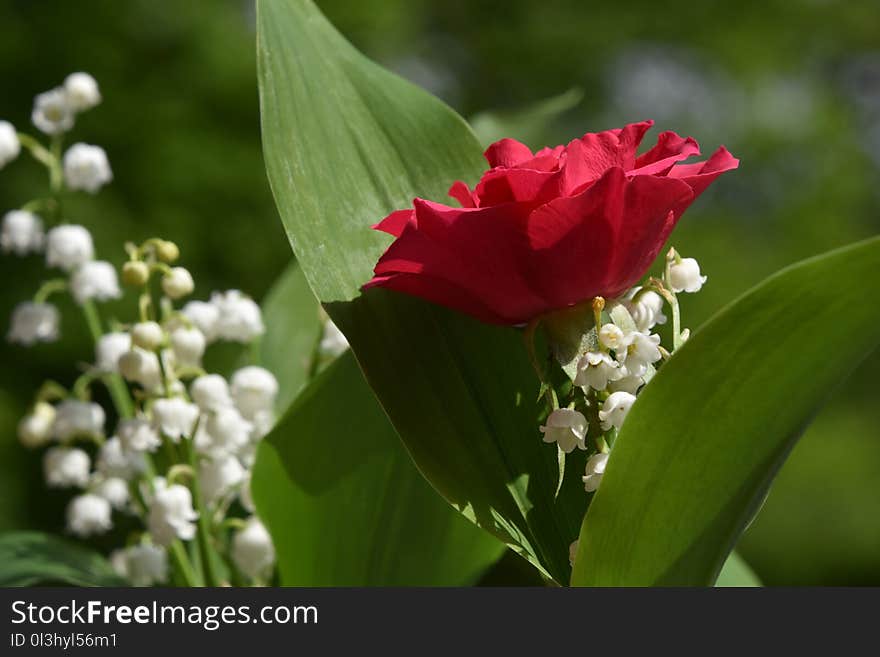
[0,0,877,585]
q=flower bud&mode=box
[0,120,21,168]
[122,260,150,287]
[131,321,164,351]
[162,267,194,299]
[43,446,91,488]
[1,210,43,255]
[17,402,56,448]
[63,72,101,112]
[668,257,707,294]
[66,493,112,537]
[539,408,588,453]
[582,452,609,492]
[232,517,275,580]
[118,348,162,389]
[63,143,113,194]
[155,240,180,263]
[7,302,60,345]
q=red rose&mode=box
[364,121,738,325]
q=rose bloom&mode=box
[364,121,738,325]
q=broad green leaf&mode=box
[251,350,504,585]
[572,237,880,586]
[0,531,125,587]
[259,0,587,583]
[470,88,584,148]
[715,552,761,587]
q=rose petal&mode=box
[484,138,534,168]
[373,209,414,237]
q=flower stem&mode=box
[184,437,220,587]
[82,300,134,418]
[169,540,200,587]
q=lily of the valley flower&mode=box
[232,517,276,580]
[598,391,637,431]
[151,397,199,442]
[46,224,94,271]
[110,543,168,587]
[147,478,198,546]
[7,302,60,345]
[52,399,105,440]
[70,260,121,304]
[1,210,44,255]
[18,401,56,448]
[540,408,588,453]
[43,446,91,488]
[63,72,102,112]
[0,121,21,168]
[668,256,707,293]
[582,452,609,492]
[574,351,623,391]
[66,493,112,537]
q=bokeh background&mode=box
[0,0,878,585]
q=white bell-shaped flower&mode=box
[232,517,275,580]
[539,408,588,453]
[63,72,102,112]
[668,257,707,293]
[624,289,667,332]
[582,452,609,492]
[43,446,91,488]
[95,331,131,373]
[598,323,629,353]
[151,397,199,442]
[319,319,349,357]
[1,210,44,255]
[161,267,194,300]
[52,399,105,440]
[169,326,205,367]
[190,374,232,412]
[117,417,161,453]
[32,88,74,135]
[574,351,623,391]
[96,436,146,480]
[110,543,168,587]
[230,366,278,420]
[66,493,112,537]
[210,290,264,343]
[118,347,162,389]
[7,302,60,345]
[45,224,94,271]
[62,143,113,193]
[0,120,21,168]
[70,260,121,305]
[181,301,219,342]
[147,478,198,546]
[93,476,130,510]
[18,401,56,448]
[199,455,246,505]
[618,332,662,377]
[201,406,252,456]
[606,366,644,395]
[131,321,164,351]
[598,392,637,431]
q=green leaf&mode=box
[0,531,125,587]
[259,0,587,584]
[251,351,504,585]
[469,88,584,148]
[572,237,880,586]
[715,552,761,587]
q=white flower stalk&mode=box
[131,321,164,351]
[63,72,101,112]
[43,446,91,488]
[199,455,246,505]
[161,267,194,300]
[52,399,105,440]
[582,452,609,492]
[151,398,199,442]
[190,374,232,412]
[200,406,252,456]
[539,408,588,453]
[230,366,278,420]
[598,392,637,431]
[117,417,161,453]
[210,290,264,342]
[624,289,667,332]
[147,478,198,546]
[95,331,131,373]
[118,347,162,389]
[45,224,94,271]
[319,319,349,357]
[668,257,707,293]
[7,302,60,345]
[93,476,130,510]
[18,401,56,448]
[1,210,44,255]
[32,88,74,135]
[62,143,113,193]
[70,260,121,304]
[0,120,21,168]
[66,493,112,537]
[181,301,219,342]
[96,436,145,480]
[619,332,662,377]
[232,517,275,580]
[574,351,623,391]
[110,544,168,587]
[169,326,205,367]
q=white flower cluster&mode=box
[3,73,278,587]
[540,248,707,498]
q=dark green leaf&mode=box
[0,531,125,587]
[572,237,880,585]
[715,552,761,587]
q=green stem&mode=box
[33,279,67,303]
[82,300,134,418]
[185,437,220,587]
[169,540,200,587]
